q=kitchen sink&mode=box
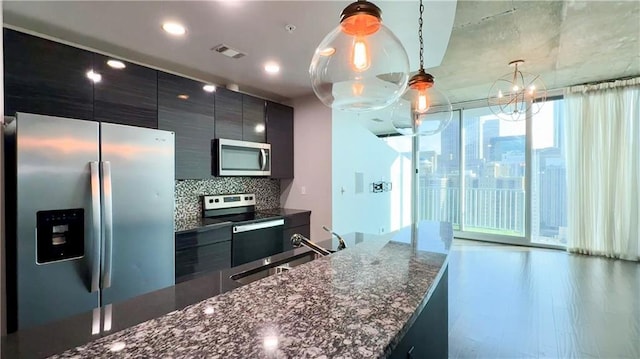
[230,251,319,285]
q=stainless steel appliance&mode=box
[4,113,175,332]
[214,138,271,176]
[202,193,284,266]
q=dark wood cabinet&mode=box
[158,72,215,179]
[3,28,94,120]
[282,211,311,251]
[93,54,158,128]
[175,225,232,283]
[214,87,243,140]
[4,29,290,180]
[389,268,448,359]
[242,94,266,143]
[214,88,267,143]
[266,101,294,179]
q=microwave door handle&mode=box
[260,148,267,171]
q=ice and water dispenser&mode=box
[36,209,85,264]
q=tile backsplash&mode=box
[175,177,281,222]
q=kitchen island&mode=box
[3,221,451,358]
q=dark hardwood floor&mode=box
[448,239,639,358]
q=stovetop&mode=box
[201,211,283,226]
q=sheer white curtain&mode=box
[564,78,640,261]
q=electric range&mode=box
[202,193,285,266]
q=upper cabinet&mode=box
[3,29,94,120]
[4,29,295,179]
[242,94,266,143]
[266,101,294,179]
[157,72,215,180]
[214,87,243,140]
[214,88,266,143]
[93,54,158,128]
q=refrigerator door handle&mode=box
[101,161,113,289]
[90,162,101,293]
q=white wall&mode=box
[331,112,402,235]
[280,94,332,241]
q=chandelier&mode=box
[487,60,547,121]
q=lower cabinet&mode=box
[282,212,311,251]
[175,225,232,283]
[389,267,449,359]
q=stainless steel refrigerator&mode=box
[4,112,175,332]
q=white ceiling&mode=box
[3,0,457,103]
[4,0,639,135]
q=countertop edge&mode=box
[381,255,450,357]
[174,220,233,234]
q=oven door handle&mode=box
[233,219,285,233]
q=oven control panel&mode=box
[202,193,256,210]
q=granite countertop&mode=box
[258,207,312,217]
[46,221,451,359]
[3,221,451,358]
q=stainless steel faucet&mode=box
[290,234,332,256]
[322,226,347,250]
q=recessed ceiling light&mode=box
[255,124,265,133]
[86,70,102,83]
[162,22,186,36]
[264,62,280,74]
[106,60,126,69]
[203,84,216,93]
[177,94,189,100]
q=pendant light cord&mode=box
[418,0,424,71]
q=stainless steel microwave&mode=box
[214,138,271,176]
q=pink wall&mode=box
[280,94,332,241]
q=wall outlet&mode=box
[300,186,307,195]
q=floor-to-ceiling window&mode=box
[382,111,462,230]
[419,111,462,230]
[462,107,526,238]
[382,98,567,248]
[531,99,567,246]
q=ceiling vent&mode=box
[212,44,246,59]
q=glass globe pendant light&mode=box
[309,0,409,112]
[487,60,547,121]
[392,0,452,136]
